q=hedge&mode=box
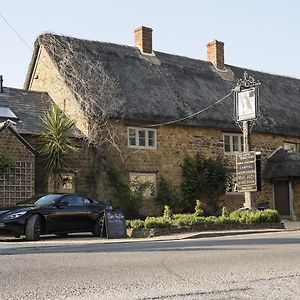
[126,209,280,229]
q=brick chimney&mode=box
[207,40,225,70]
[134,26,153,54]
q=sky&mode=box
[1,0,300,88]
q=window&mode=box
[128,127,157,149]
[62,195,85,206]
[283,142,299,152]
[0,106,18,120]
[129,172,157,198]
[223,133,244,154]
[47,173,75,193]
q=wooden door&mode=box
[274,181,290,215]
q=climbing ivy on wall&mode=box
[0,154,12,173]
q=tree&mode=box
[40,104,77,192]
[181,154,231,215]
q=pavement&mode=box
[0,220,299,245]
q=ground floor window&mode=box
[0,161,33,206]
[47,172,76,193]
[129,172,157,198]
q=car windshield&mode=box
[17,194,62,206]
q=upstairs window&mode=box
[223,133,244,154]
[128,127,157,149]
[283,142,299,152]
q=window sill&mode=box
[128,145,157,150]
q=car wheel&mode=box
[25,214,42,241]
[93,215,105,237]
[55,232,69,237]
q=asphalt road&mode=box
[1,231,300,300]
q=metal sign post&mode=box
[233,72,261,209]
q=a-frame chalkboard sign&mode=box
[103,209,127,239]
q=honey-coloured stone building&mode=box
[13,26,300,219]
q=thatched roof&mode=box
[263,148,300,179]
[25,34,300,136]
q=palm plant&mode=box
[40,104,77,192]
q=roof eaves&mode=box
[0,120,36,154]
[23,40,41,90]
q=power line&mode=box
[149,90,233,127]
[0,12,32,51]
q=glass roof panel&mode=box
[0,106,18,119]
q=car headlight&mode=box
[3,211,27,220]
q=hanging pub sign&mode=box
[234,87,258,122]
[236,151,261,192]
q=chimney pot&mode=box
[134,26,153,54]
[207,40,225,70]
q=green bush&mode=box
[126,219,145,229]
[229,209,280,224]
[258,209,280,223]
[181,154,231,214]
[221,207,230,218]
[155,177,181,212]
[194,200,204,217]
[163,205,173,221]
[126,209,280,229]
[0,154,12,173]
[144,216,169,229]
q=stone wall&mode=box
[106,122,295,214]
[27,47,300,216]
[0,128,35,206]
[29,46,89,136]
[293,182,300,219]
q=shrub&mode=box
[127,209,280,230]
[221,207,230,218]
[229,209,280,224]
[181,154,231,214]
[144,217,169,229]
[0,154,12,173]
[171,214,198,227]
[106,168,149,219]
[163,205,173,221]
[126,219,145,229]
[259,209,280,223]
[194,200,204,217]
[155,177,181,212]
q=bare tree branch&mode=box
[39,34,125,155]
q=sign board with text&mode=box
[236,152,257,192]
[104,209,127,239]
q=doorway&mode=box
[274,181,290,216]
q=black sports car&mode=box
[0,194,112,240]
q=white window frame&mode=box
[223,133,243,155]
[283,142,299,152]
[127,127,157,150]
[129,172,157,198]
